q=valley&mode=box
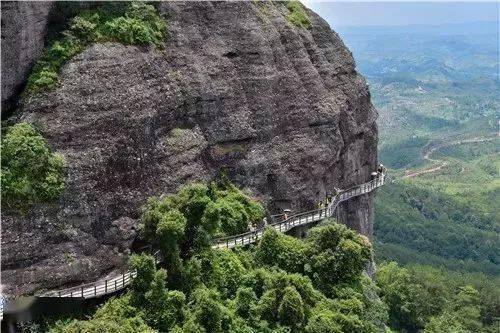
[338,21,499,277]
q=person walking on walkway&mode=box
[318,201,325,217]
[377,164,385,174]
[283,209,291,220]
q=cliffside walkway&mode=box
[40,172,385,299]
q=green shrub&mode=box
[285,1,311,29]
[70,13,101,42]
[305,222,372,292]
[1,122,66,209]
[255,227,308,274]
[203,197,250,235]
[49,296,154,333]
[26,2,166,93]
[203,249,247,298]
[278,286,305,327]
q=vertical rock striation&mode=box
[1,1,54,115]
[1,1,378,295]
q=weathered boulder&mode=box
[2,1,378,295]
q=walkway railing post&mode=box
[123,274,125,287]
[105,280,107,293]
[94,285,97,296]
[81,286,84,297]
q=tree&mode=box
[1,122,66,209]
[425,286,484,333]
[49,296,153,333]
[144,269,186,331]
[203,249,247,298]
[278,286,305,328]
[424,313,468,333]
[305,222,371,292]
[140,180,264,263]
[258,288,280,324]
[156,209,186,285]
[305,309,343,333]
[451,286,483,332]
[255,228,307,274]
[376,262,420,331]
[129,253,156,306]
[128,254,187,332]
[186,287,232,332]
[203,197,249,235]
[233,287,258,320]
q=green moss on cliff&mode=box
[285,1,311,29]
[26,2,166,93]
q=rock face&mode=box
[1,1,378,295]
[1,1,54,115]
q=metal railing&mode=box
[38,251,161,299]
[213,173,385,249]
[38,172,385,298]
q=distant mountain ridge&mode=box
[335,21,498,36]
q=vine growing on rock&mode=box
[26,2,167,93]
[1,122,66,210]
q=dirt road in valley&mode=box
[402,135,498,179]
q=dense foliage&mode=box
[1,122,65,209]
[26,2,166,92]
[376,262,499,333]
[374,156,499,276]
[49,296,153,333]
[139,180,264,287]
[51,220,389,332]
[38,179,499,333]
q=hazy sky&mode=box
[303,1,499,27]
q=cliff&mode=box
[1,1,54,115]
[1,1,378,295]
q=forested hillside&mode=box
[338,22,498,164]
[339,22,499,280]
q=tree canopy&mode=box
[1,122,66,210]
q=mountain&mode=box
[1,1,378,296]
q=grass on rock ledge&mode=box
[26,2,167,93]
[285,1,311,29]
